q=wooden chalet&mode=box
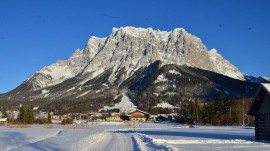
[247,83,270,141]
[129,110,150,122]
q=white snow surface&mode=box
[38,60,74,87]
[154,74,168,83]
[33,107,39,110]
[262,83,270,93]
[41,89,49,94]
[154,102,177,109]
[168,69,181,76]
[0,123,269,151]
[66,87,76,92]
[261,77,270,82]
[99,93,137,114]
[76,90,91,98]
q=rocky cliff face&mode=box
[1,27,257,112]
[22,27,244,92]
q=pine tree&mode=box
[47,112,52,124]
[19,107,27,123]
[208,103,214,124]
[1,110,7,118]
[178,100,195,124]
[214,92,229,118]
[194,100,201,124]
[230,99,240,125]
[201,103,214,124]
[201,103,208,124]
[26,108,34,124]
[18,106,34,124]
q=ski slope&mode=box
[0,122,269,151]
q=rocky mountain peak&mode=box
[83,36,106,60]
[69,48,83,59]
[21,26,245,90]
[208,48,244,80]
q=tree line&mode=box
[150,93,253,126]
[17,107,51,124]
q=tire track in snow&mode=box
[73,130,134,151]
[132,133,175,151]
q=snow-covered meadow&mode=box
[0,122,269,151]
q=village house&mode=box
[129,110,150,122]
[89,112,103,121]
[0,118,8,126]
[247,83,270,141]
[51,115,63,124]
[72,113,89,120]
[106,113,122,122]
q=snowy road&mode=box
[92,132,133,151]
[1,122,270,151]
[71,128,171,151]
[73,130,134,151]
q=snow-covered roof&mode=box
[0,118,7,122]
[129,109,150,115]
[247,83,270,115]
[262,83,270,93]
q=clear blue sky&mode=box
[0,0,269,93]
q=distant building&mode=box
[155,114,170,121]
[106,113,122,122]
[247,83,270,141]
[129,110,150,122]
[0,118,8,126]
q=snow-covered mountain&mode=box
[245,76,270,84]
[24,27,244,91]
[32,49,87,88]
[0,27,258,112]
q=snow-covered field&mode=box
[0,122,269,151]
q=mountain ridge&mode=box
[23,27,245,92]
[0,27,262,112]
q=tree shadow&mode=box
[21,141,63,151]
[0,132,28,150]
[0,131,63,151]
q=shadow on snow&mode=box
[114,129,254,141]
